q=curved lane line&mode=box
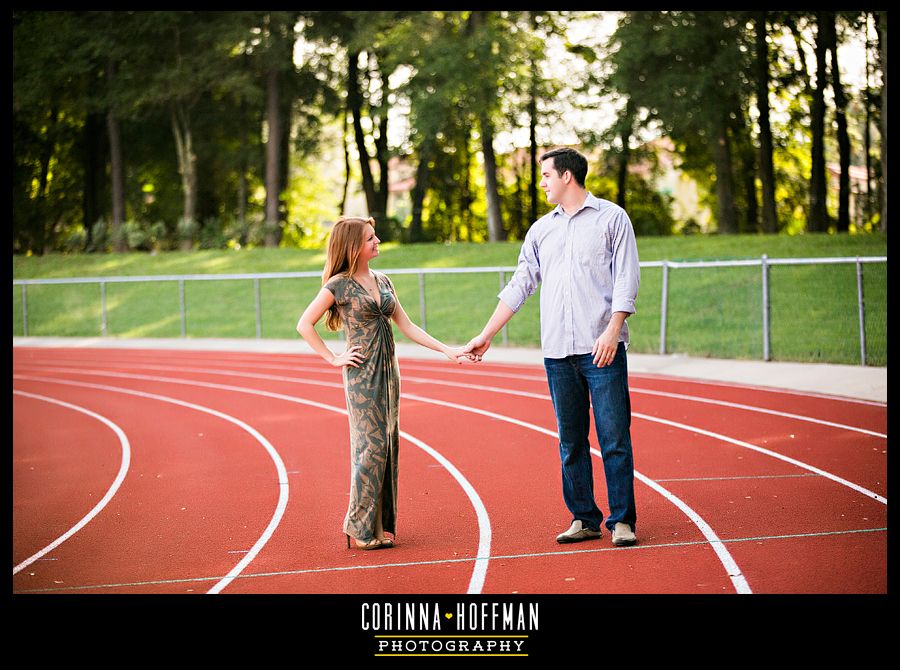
[13,371,492,595]
[21,363,885,503]
[400,392,752,595]
[15,366,751,593]
[22,357,886,434]
[12,390,132,575]
[13,376,289,594]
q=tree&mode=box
[754,11,779,233]
[808,12,830,232]
[607,12,748,233]
[878,11,887,231]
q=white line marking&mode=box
[13,371,492,595]
[635,413,887,505]
[630,387,886,438]
[19,363,886,504]
[401,393,753,594]
[13,376,290,594]
[25,524,878,594]
[12,390,132,575]
[23,356,886,434]
[654,473,822,483]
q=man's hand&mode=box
[591,329,619,367]
[463,334,492,362]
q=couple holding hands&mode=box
[297,148,640,553]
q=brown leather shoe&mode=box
[556,520,602,544]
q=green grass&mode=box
[12,232,887,365]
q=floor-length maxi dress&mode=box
[324,271,400,542]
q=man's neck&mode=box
[559,189,588,216]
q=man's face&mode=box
[539,158,567,204]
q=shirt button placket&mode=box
[565,216,575,356]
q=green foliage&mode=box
[12,11,886,254]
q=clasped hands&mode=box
[453,329,619,367]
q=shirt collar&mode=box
[550,192,601,218]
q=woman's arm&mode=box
[390,295,468,363]
[296,288,364,368]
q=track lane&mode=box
[13,368,489,594]
[13,347,887,594]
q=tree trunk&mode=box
[264,66,282,247]
[461,133,473,242]
[864,21,874,226]
[755,11,778,233]
[879,11,887,232]
[711,116,737,234]
[348,50,378,218]
[528,72,539,225]
[809,12,830,233]
[825,12,851,232]
[82,109,105,250]
[106,60,126,252]
[374,66,389,224]
[238,106,248,245]
[480,112,505,242]
[409,138,433,242]
[339,108,350,215]
[171,104,197,251]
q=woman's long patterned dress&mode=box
[324,271,400,542]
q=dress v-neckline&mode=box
[351,273,382,309]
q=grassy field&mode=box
[12,232,887,366]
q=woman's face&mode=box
[358,224,380,262]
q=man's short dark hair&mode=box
[539,147,588,187]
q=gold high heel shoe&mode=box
[346,534,386,550]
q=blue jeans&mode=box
[544,343,637,533]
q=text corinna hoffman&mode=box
[360,601,539,632]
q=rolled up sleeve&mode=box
[498,232,541,313]
[610,210,640,316]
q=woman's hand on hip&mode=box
[331,346,364,368]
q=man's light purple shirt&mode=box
[498,192,641,359]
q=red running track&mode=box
[12,346,887,595]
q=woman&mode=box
[297,217,469,550]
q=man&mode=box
[464,147,639,547]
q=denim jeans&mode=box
[544,342,637,533]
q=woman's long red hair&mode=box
[322,217,375,331]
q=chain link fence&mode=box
[13,256,886,366]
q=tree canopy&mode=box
[12,10,886,254]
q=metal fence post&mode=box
[856,257,867,366]
[21,284,28,337]
[762,254,771,361]
[499,270,509,345]
[254,277,262,339]
[179,279,186,337]
[418,272,427,330]
[659,261,669,355]
[100,281,108,336]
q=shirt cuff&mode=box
[498,287,525,313]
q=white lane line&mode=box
[19,362,886,505]
[12,390,132,575]
[630,387,886,439]
[401,392,752,595]
[654,473,822,483]
[25,357,886,435]
[638,413,887,505]
[13,370,492,595]
[24,523,878,594]
[13,375,290,595]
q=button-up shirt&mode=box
[498,192,640,359]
